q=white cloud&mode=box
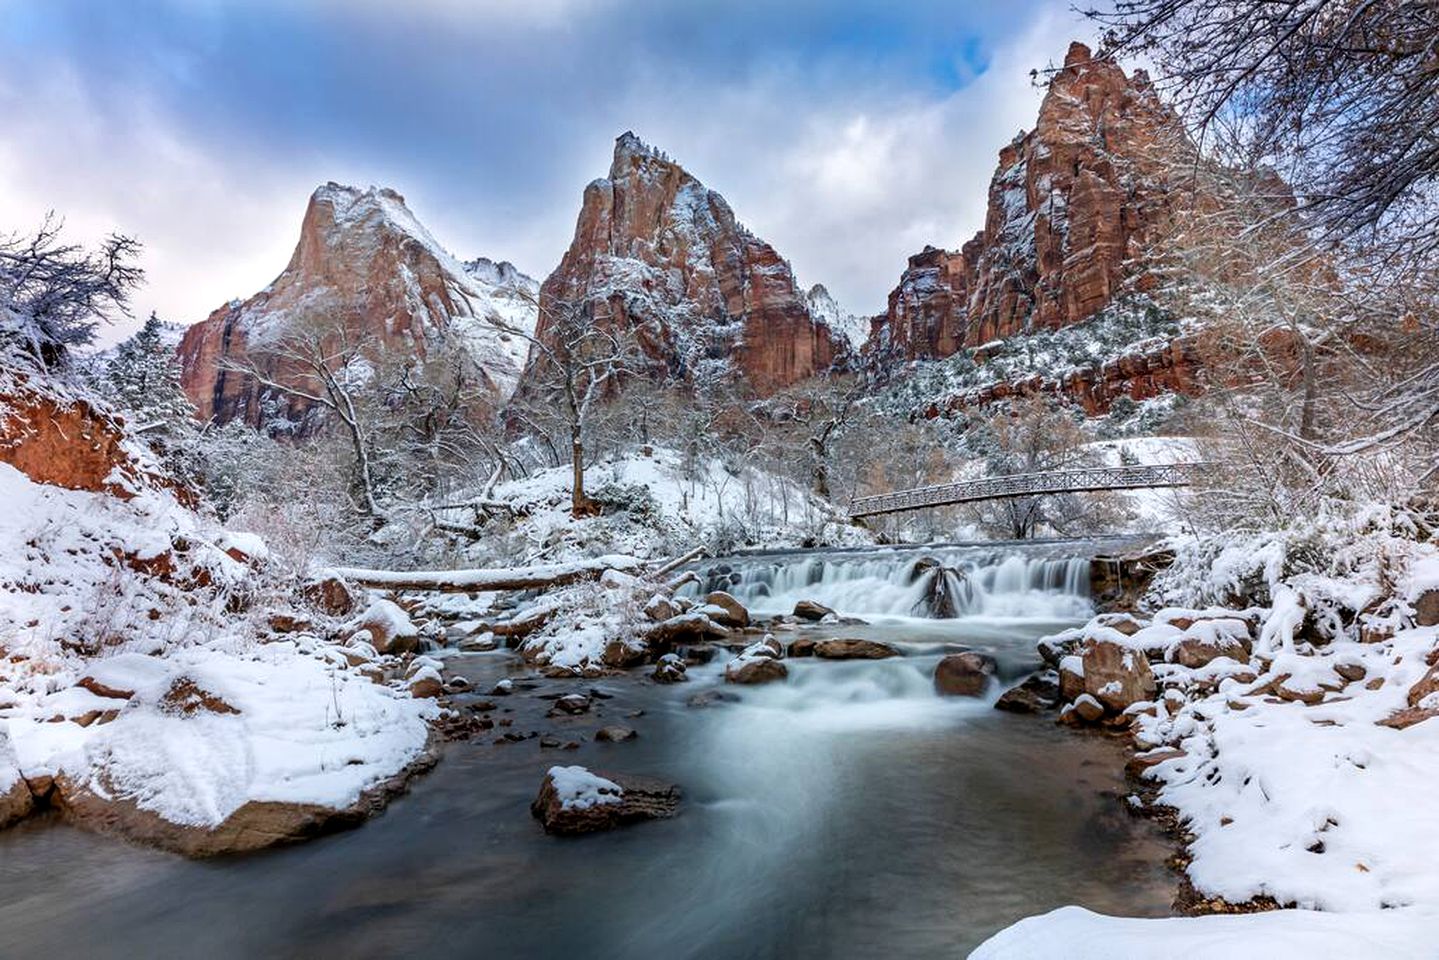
[0,0,1090,344]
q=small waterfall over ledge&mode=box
[687,544,1094,620]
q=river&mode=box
[0,542,1174,958]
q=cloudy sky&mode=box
[0,0,1093,341]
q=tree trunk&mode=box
[570,425,593,518]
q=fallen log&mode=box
[330,555,642,593]
[649,546,705,580]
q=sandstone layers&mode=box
[178,184,538,428]
[535,133,846,396]
[872,42,1187,362]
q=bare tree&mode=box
[504,291,640,518]
[0,214,142,371]
[1089,0,1439,254]
[220,312,389,523]
[763,373,866,499]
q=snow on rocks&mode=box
[0,458,437,855]
[531,764,680,834]
[1011,530,1439,946]
[724,637,788,685]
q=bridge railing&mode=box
[848,462,1206,518]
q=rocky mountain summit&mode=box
[177,183,537,428]
[871,41,1187,362]
[533,132,846,396]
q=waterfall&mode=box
[688,545,1093,620]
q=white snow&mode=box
[547,765,623,810]
[970,905,1436,959]
[1000,531,1439,951]
[0,459,435,832]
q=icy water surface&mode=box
[0,547,1174,958]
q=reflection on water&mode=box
[0,549,1174,959]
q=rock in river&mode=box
[933,652,997,697]
[813,638,900,660]
[531,765,680,835]
[792,600,835,621]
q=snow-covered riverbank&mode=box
[975,517,1439,955]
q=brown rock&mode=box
[1415,589,1439,627]
[531,133,843,398]
[352,601,420,656]
[724,657,788,685]
[530,767,680,835]
[161,678,240,717]
[934,652,998,697]
[0,380,162,499]
[177,184,534,428]
[787,636,817,658]
[51,747,436,857]
[77,676,136,702]
[549,694,592,716]
[1081,640,1156,713]
[812,639,901,660]
[651,654,688,684]
[0,777,34,829]
[644,595,681,622]
[1058,656,1086,703]
[1169,632,1250,669]
[994,672,1059,713]
[1334,662,1367,683]
[408,677,443,699]
[703,591,750,628]
[1072,694,1106,724]
[303,576,358,617]
[1406,664,1439,709]
[595,726,637,743]
[792,600,836,621]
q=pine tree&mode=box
[100,312,195,427]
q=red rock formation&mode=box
[0,379,155,498]
[534,133,844,396]
[874,42,1188,362]
[178,184,537,428]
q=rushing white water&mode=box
[689,546,1093,620]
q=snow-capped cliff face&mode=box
[177,183,538,428]
[532,132,846,396]
[805,284,868,352]
[873,42,1189,361]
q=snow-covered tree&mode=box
[96,313,194,427]
[0,215,142,372]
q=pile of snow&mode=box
[0,460,435,833]
[971,905,1435,959]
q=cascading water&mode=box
[688,545,1094,621]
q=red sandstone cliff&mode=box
[874,42,1188,362]
[177,184,537,428]
[533,133,845,396]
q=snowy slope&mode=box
[0,459,434,833]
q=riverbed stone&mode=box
[703,591,750,628]
[0,778,34,829]
[549,694,592,716]
[531,767,681,835]
[792,600,835,621]
[933,652,997,697]
[651,654,688,684]
[813,638,900,660]
[787,636,817,657]
[1081,640,1156,713]
[1072,693,1106,723]
[994,671,1059,713]
[595,725,637,743]
[725,657,788,685]
[1057,655,1086,703]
